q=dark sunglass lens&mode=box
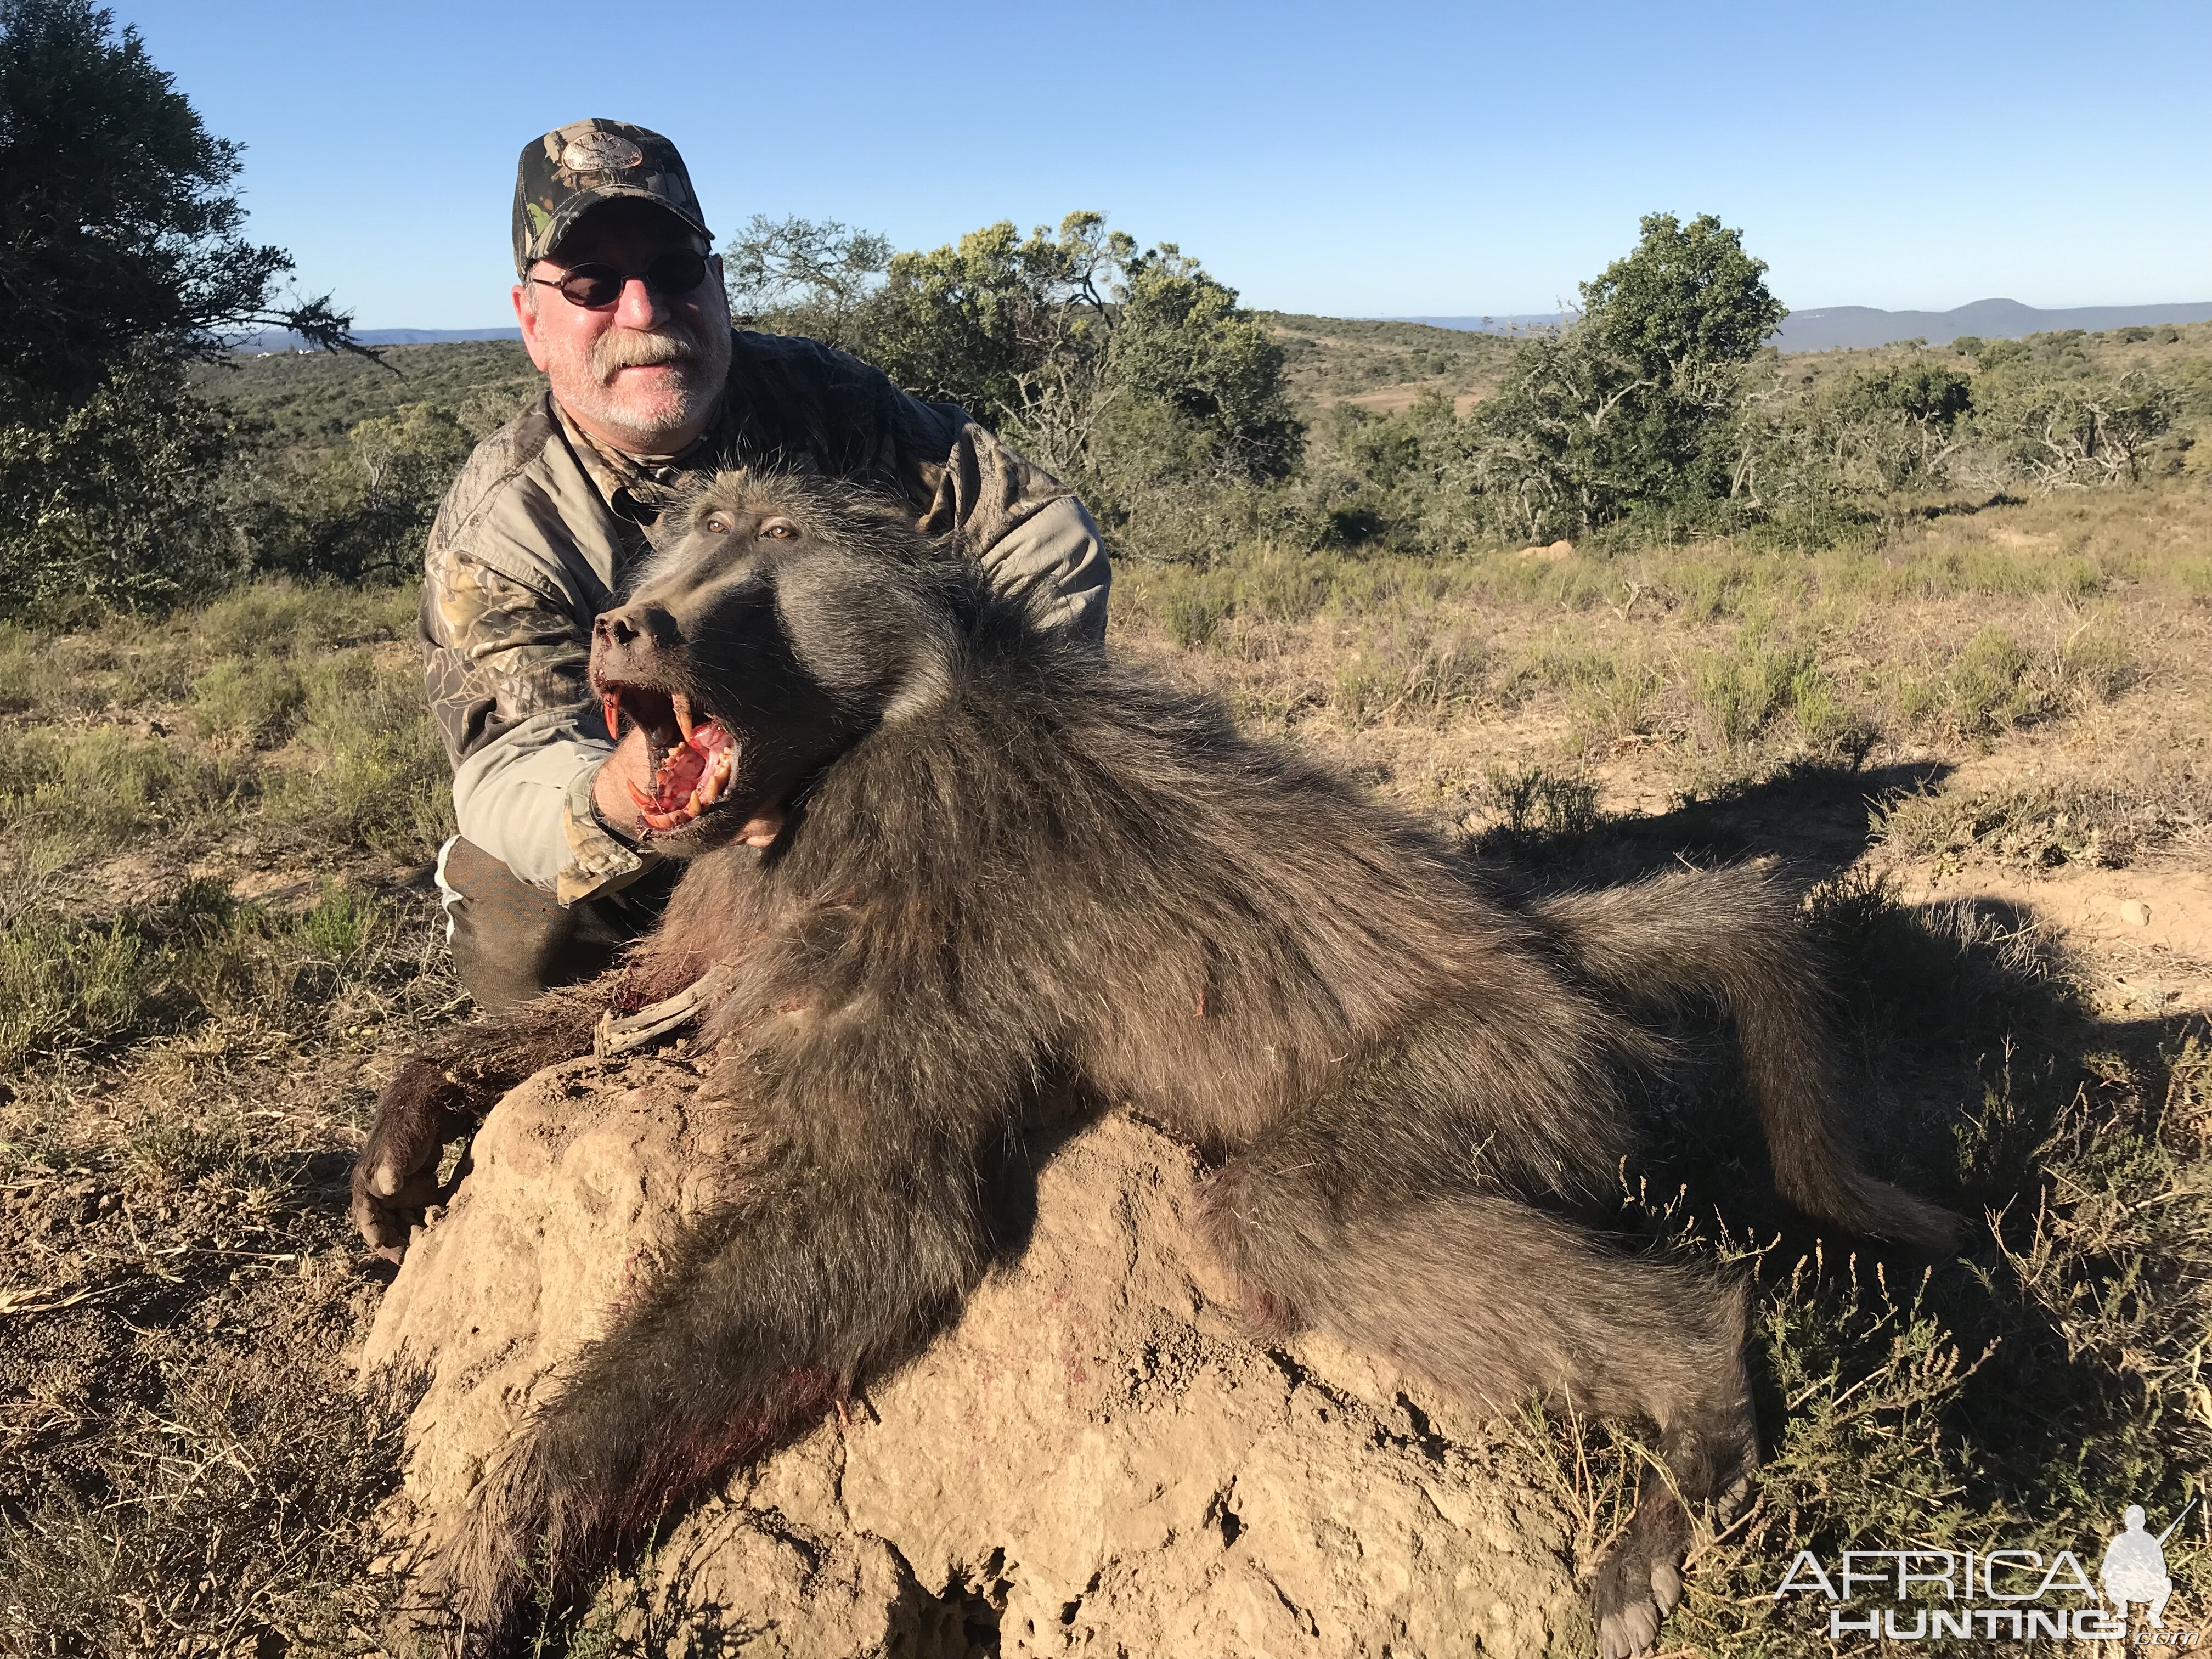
[647,250,708,295]
[557,265,624,308]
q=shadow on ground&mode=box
[1472,758,2212,1643]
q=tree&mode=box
[0,351,245,616]
[0,0,360,417]
[722,215,891,354]
[1459,212,1785,539]
[727,211,1303,531]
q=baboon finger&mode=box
[351,1159,442,1259]
[350,1182,415,1262]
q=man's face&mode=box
[512,198,732,454]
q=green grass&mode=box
[2,334,2208,1652]
[1506,874,2212,1654]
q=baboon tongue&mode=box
[631,719,738,833]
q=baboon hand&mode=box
[352,1057,473,1263]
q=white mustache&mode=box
[595,326,701,377]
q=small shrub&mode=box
[1570,656,1665,746]
[1164,583,1228,648]
[1689,637,1819,749]
[1874,781,2193,872]
[0,724,242,855]
[194,580,414,658]
[1483,763,1600,840]
[0,907,148,1073]
[1329,627,1487,726]
[295,876,382,961]
[264,650,454,860]
[189,654,307,746]
[1946,625,2037,735]
[2058,620,2134,703]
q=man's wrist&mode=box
[589,753,646,843]
[557,760,655,909]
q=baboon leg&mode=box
[430,1127,1000,1651]
[1200,1138,1754,1659]
[1531,866,1958,1249]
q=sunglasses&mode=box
[529,249,710,310]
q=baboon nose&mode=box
[595,605,680,654]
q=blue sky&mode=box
[111,0,2210,331]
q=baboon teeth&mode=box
[672,692,696,742]
[602,692,623,740]
[631,720,738,835]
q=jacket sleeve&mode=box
[422,539,654,905]
[419,417,655,906]
[907,409,1111,645]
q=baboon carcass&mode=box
[353,468,1955,1657]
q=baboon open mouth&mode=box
[601,682,738,835]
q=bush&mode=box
[0,355,247,621]
[262,649,454,859]
[0,907,147,1071]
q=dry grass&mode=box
[0,580,460,1653]
[1,449,2208,1650]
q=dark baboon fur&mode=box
[362,469,1954,1657]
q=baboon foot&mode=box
[1591,1492,1690,1659]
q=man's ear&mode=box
[514,281,552,373]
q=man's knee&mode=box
[436,837,671,1014]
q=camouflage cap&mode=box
[513,119,712,274]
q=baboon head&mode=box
[589,469,963,855]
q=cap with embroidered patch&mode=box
[513,119,711,275]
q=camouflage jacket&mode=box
[421,328,1111,904]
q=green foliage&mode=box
[1972,367,2179,489]
[1463,213,1786,541]
[1735,359,1976,511]
[189,654,307,745]
[1688,635,1827,748]
[1482,763,1599,840]
[1947,625,2039,733]
[0,354,248,620]
[0,0,356,416]
[262,648,455,859]
[0,721,241,863]
[1577,212,1790,382]
[724,214,891,353]
[727,211,1304,556]
[0,906,146,1071]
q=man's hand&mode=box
[590,722,655,840]
[351,1058,474,1263]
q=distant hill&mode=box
[1401,301,2212,354]
[227,325,520,354]
[1397,314,1566,336]
[1769,300,2212,351]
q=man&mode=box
[422,120,1110,1013]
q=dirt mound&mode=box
[361,1052,1586,1656]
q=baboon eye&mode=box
[759,519,799,540]
[703,515,733,535]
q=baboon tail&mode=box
[1530,865,1958,1250]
